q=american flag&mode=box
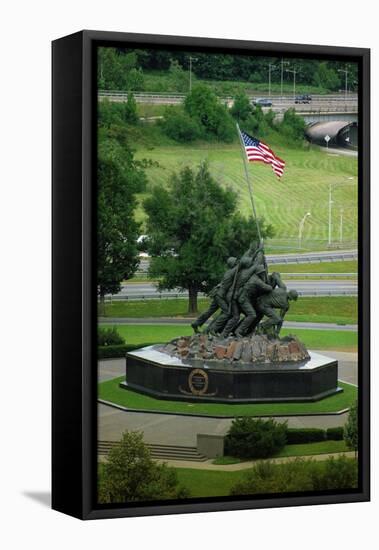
[240,131,286,178]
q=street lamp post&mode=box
[268,63,277,97]
[298,212,311,250]
[328,183,333,246]
[328,177,354,247]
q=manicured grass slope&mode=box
[100,296,357,325]
[135,143,358,245]
[274,260,357,274]
[175,468,245,498]
[98,377,356,417]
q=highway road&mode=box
[107,279,357,300]
[137,249,357,273]
[98,91,357,113]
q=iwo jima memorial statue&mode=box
[121,127,342,403]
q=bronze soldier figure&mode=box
[234,265,273,337]
[221,241,267,337]
[191,257,238,333]
[256,288,299,337]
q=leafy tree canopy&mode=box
[184,85,235,142]
[98,431,189,503]
[143,162,274,313]
[97,127,146,300]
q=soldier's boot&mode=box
[191,322,200,334]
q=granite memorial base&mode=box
[120,344,342,404]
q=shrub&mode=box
[286,428,326,444]
[230,458,315,495]
[162,107,201,142]
[326,427,344,441]
[98,326,125,346]
[344,400,358,454]
[311,456,358,491]
[230,456,358,496]
[225,417,287,459]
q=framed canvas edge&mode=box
[52,30,370,520]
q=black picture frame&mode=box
[52,30,370,520]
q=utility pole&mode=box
[286,68,298,100]
[280,59,289,99]
[338,66,348,103]
[189,56,197,93]
[268,63,277,97]
[340,208,344,243]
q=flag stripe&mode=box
[241,131,286,178]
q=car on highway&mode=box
[252,97,273,107]
[295,94,312,104]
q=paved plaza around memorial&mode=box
[98,350,357,448]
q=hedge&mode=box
[326,427,344,441]
[286,428,326,444]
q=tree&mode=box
[344,400,358,457]
[162,106,201,142]
[168,59,190,93]
[98,431,189,503]
[97,138,146,310]
[314,62,340,91]
[230,93,252,122]
[143,163,273,314]
[279,108,306,143]
[184,85,235,142]
[97,47,144,90]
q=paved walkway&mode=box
[153,451,356,471]
[98,317,358,331]
[98,350,357,447]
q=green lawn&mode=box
[98,377,356,417]
[134,142,358,248]
[98,323,357,352]
[273,260,357,274]
[213,440,349,464]
[175,468,246,498]
[174,456,358,498]
[142,70,334,96]
[100,295,357,325]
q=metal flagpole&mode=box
[236,123,262,242]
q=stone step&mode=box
[98,441,208,461]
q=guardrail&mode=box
[98,90,357,102]
[134,252,358,274]
[282,273,356,279]
[101,288,357,302]
[267,252,357,264]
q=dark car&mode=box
[252,98,273,107]
[295,94,312,104]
